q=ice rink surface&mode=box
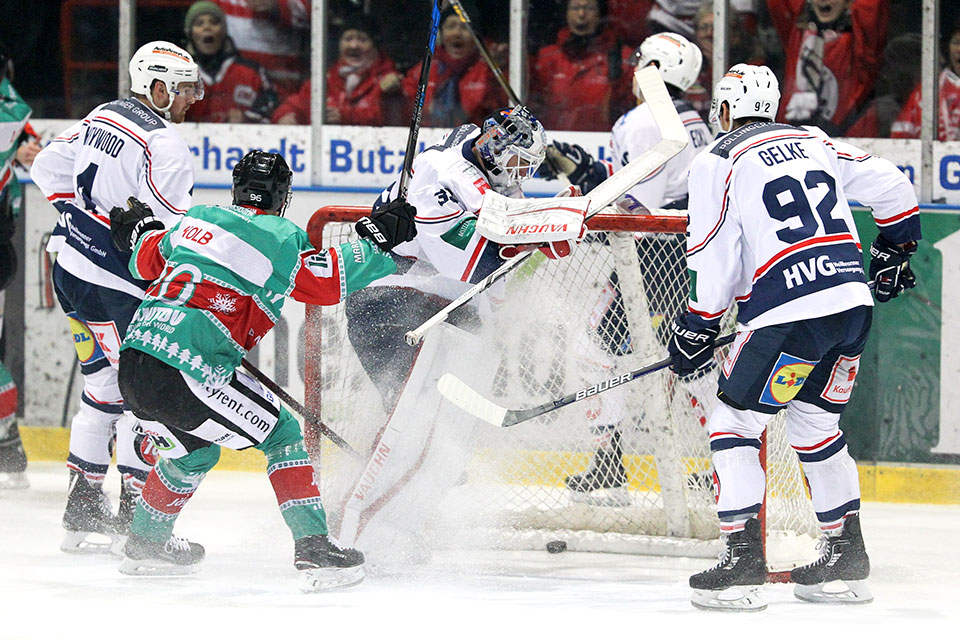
[3,462,959,638]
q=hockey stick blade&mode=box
[437,373,508,427]
[438,334,736,428]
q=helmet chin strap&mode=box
[143,81,173,121]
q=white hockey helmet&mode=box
[129,41,204,119]
[709,64,780,132]
[475,105,547,191]
[631,32,703,93]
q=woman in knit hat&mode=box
[183,1,277,123]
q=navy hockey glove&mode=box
[868,233,918,303]
[109,197,164,253]
[355,199,417,252]
[539,142,596,186]
[668,314,720,379]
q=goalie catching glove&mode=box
[538,142,608,194]
[868,233,917,303]
[355,199,418,252]
[110,197,164,252]
[668,314,720,379]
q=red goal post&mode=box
[302,204,820,573]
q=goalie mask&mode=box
[475,106,547,191]
[129,41,204,120]
[232,151,293,216]
[630,32,702,93]
[709,64,780,132]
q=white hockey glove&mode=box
[785,91,818,121]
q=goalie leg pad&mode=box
[338,323,498,564]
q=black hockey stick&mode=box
[438,334,737,428]
[241,358,363,460]
[398,0,443,200]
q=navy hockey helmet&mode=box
[232,151,293,216]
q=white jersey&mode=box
[611,97,710,209]
[685,122,920,331]
[372,125,518,302]
[31,97,193,297]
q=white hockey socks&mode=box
[707,402,769,534]
[786,401,861,533]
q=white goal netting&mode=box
[303,206,819,568]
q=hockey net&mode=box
[303,205,820,570]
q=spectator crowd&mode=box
[164,1,960,140]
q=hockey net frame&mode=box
[303,205,820,576]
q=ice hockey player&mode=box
[0,43,41,490]
[339,105,586,556]
[30,41,202,552]
[111,150,415,589]
[669,64,921,611]
[539,32,710,504]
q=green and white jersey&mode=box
[0,77,32,215]
[122,203,395,387]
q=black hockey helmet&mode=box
[232,150,293,216]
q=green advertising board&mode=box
[845,209,960,466]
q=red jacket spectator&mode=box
[217,0,309,99]
[185,2,277,123]
[189,55,275,123]
[271,54,400,126]
[890,69,960,142]
[402,8,507,128]
[531,25,634,132]
[767,0,887,134]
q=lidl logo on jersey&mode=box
[760,352,817,406]
[67,316,105,364]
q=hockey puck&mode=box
[545,540,567,554]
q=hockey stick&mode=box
[240,358,363,460]
[403,66,687,346]
[438,334,737,428]
[398,0,443,200]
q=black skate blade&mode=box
[61,531,124,557]
[691,586,767,612]
[568,486,631,508]
[118,557,203,577]
[794,579,873,605]
[299,565,365,593]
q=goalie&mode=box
[339,105,586,558]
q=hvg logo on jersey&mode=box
[760,352,817,406]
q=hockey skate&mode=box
[115,482,138,536]
[294,535,365,592]
[565,431,630,507]
[689,518,768,612]
[0,423,28,490]
[119,533,205,576]
[791,514,873,604]
[60,470,122,555]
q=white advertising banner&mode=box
[934,141,960,205]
